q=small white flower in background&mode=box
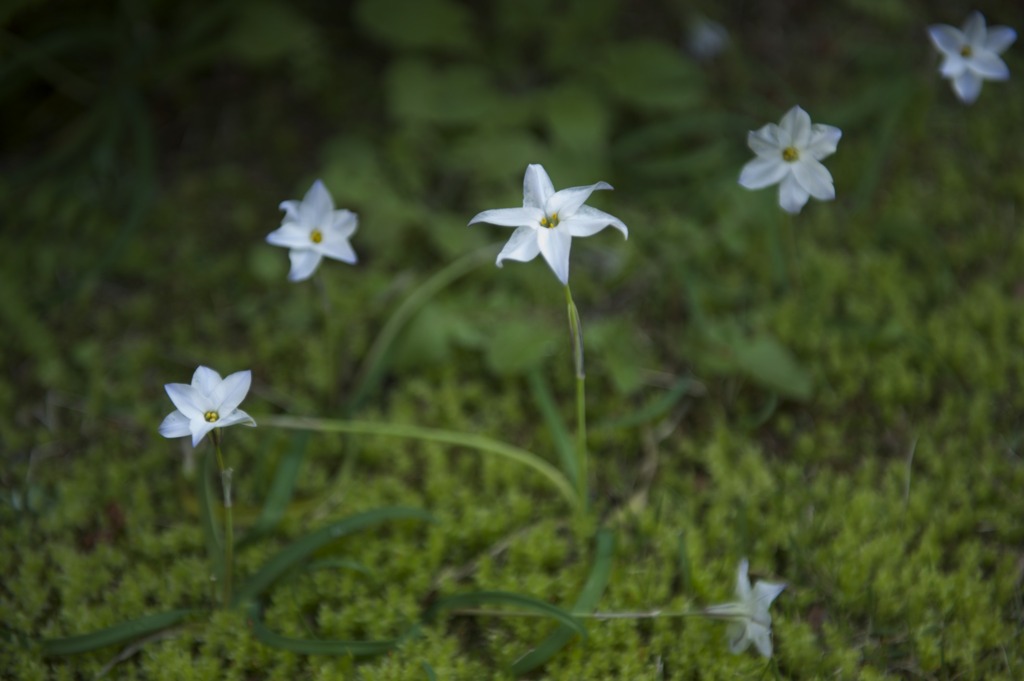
[738,105,841,214]
[159,366,256,447]
[927,12,1016,105]
[701,558,786,658]
[266,179,358,282]
[468,164,628,285]
[687,15,729,61]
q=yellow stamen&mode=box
[960,45,972,58]
[204,411,219,423]
[310,229,323,244]
[540,212,560,229]
[782,146,799,162]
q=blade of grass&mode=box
[248,604,410,657]
[510,528,614,675]
[259,415,580,511]
[197,450,224,591]
[592,375,696,433]
[526,368,577,487]
[232,507,432,606]
[427,591,587,641]
[39,609,196,656]
[238,431,309,547]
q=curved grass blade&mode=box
[510,529,614,675]
[427,591,587,641]
[39,609,196,657]
[248,604,413,657]
[527,369,577,488]
[197,450,224,590]
[232,507,432,606]
[239,431,310,548]
[259,415,580,511]
[592,375,697,433]
[421,661,438,680]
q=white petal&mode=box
[778,173,810,214]
[735,559,752,601]
[217,409,257,429]
[191,366,223,396]
[522,164,555,208]
[288,249,323,282]
[158,410,192,439]
[726,622,749,654]
[330,209,358,239]
[299,179,334,227]
[939,54,968,78]
[962,12,986,46]
[566,205,628,239]
[279,199,302,222]
[267,223,315,250]
[546,181,614,219]
[468,207,543,228]
[212,370,251,415]
[164,383,205,420]
[752,581,787,614]
[190,418,217,447]
[496,225,541,266]
[747,124,783,158]
[927,24,964,55]
[748,621,774,658]
[952,69,983,103]
[779,106,812,148]
[969,51,1010,80]
[738,157,789,190]
[319,234,358,264]
[985,26,1017,53]
[805,124,841,160]
[537,227,572,285]
[793,158,835,201]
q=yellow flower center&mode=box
[782,146,799,162]
[539,212,560,229]
[960,45,972,58]
[204,410,219,423]
[310,229,323,244]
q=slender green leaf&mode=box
[239,431,309,547]
[40,609,195,656]
[511,529,614,675]
[197,450,224,590]
[248,604,411,657]
[232,507,432,605]
[593,376,697,433]
[527,369,577,487]
[427,591,587,641]
[421,661,438,680]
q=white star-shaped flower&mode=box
[266,179,358,282]
[159,366,256,447]
[928,12,1016,105]
[738,105,841,214]
[468,164,628,285]
[701,558,786,658]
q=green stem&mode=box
[564,285,588,509]
[315,271,337,408]
[258,415,579,511]
[212,431,233,607]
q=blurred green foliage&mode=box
[3,0,1024,677]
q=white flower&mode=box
[738,106,841,214]
[159,366,256,447]
[468,164,628,285]
[266,179,358,282]
[701,558,786,658]
[928,12,1016,105]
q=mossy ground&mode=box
[2,1,1023,678]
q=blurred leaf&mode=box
[386,59,504,127]
[527,370,577,487]
[427,591,587,640]
[585,319,654,395]
[356,0,475,53]
[484,317,560,376]
[447,129,546,183]
[39,610,195,656]
[600,40,703,111]
[693,321,813,401]
[542,84,610,153]
[249,603,409,656]
[225,1,324,66]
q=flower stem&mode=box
[564,285,588,509]
[212,431,233,607]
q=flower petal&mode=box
[546,182,614,219]
[191,366,223,396]
[299,179,334,227]
[288,249,323,282]
[468,207,543,228]
[748,621,774,658]
[279,199,302,222]
[747,124,782,157]
[927,24,964,55]
[969,51,1010,80]
[330,209,359,239]
[793,158,835,201]
[565,205,628,239]
[962,11,986,46]
[778,173,810,214]
[805,124,841,160]
[158,410,192,439]
[217,409,257,429]
[495,225,540,266]
[522,164,555,208]
[537,227,572,285]
[165,383,205,420]
[735,558,752,601]
[726,622,749,654]
[267,222,315,250]
[952,69,983,103]
[212,370,251,415]
[189,418,217,447]
[752,581,787,614]
[319,233,358,264]
[738,157,789,190]
[779,106,812,148]
[985,26,1017,53]
[939,54,968,78]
